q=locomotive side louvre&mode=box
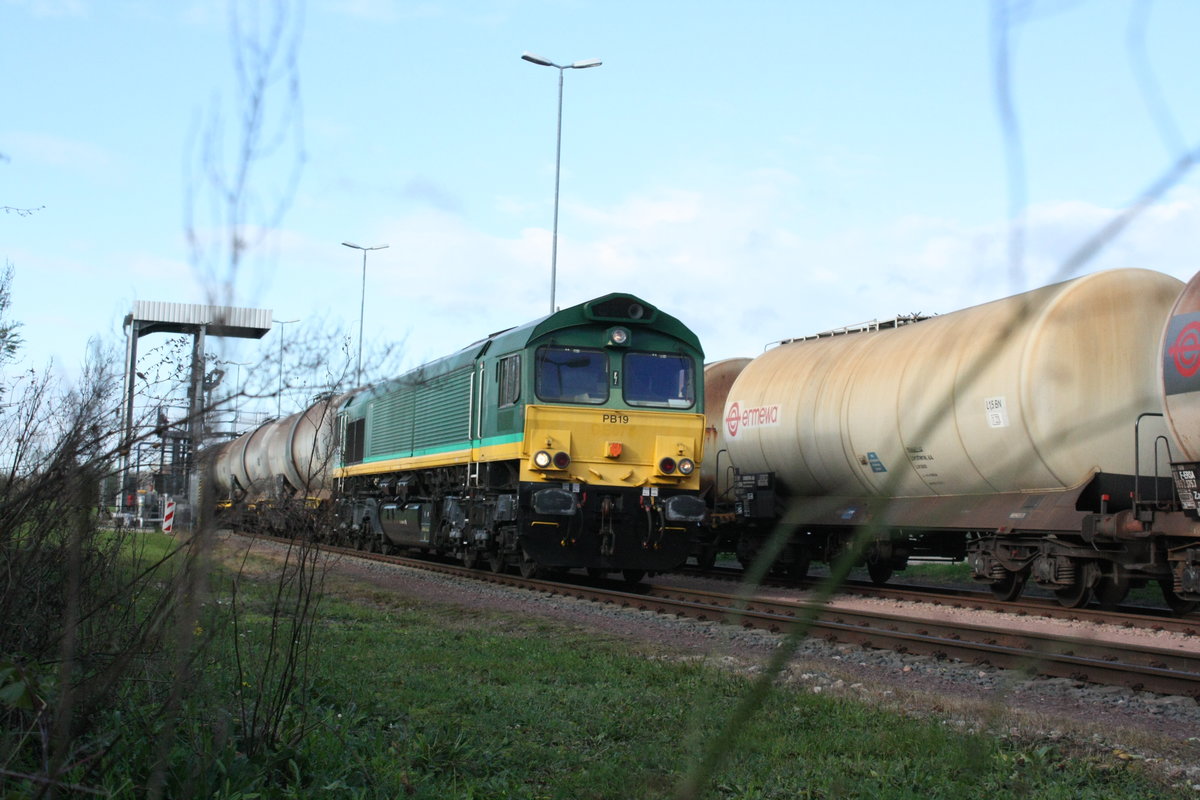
[330,292,707,578]
[712,268,1200,611]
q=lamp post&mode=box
[341,241,389,384]
[276,318,299,417]
[521,51,602,314]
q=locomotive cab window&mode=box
[497,354,521,407]
[535,346,608,404]
[623,352,696,408]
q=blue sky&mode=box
[4,0,1200,410]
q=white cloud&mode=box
[257,173,1200,375]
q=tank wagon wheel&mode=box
[622,569,646,584]
[1053,583,1092,608]
[866,558,893,586]
[785,547,811,584]
[1158,579,1199,616]
[1094,564,1132,610]
[1054,560,1104,608]
[1053,576,1093,608]
[989,569,1027,602]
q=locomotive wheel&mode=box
[519,554,540,579]
[586,568,608,579]
[1159,579,1199,616]
[1094,565,1131,610]
[462,548,479,570]
[488,551,506,574]
[989,569,1026,602]
[696,546,718,570]
[622,569,646,584]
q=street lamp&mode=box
[276,318,299,417]
[341,241,389,384]
[521,51,602,314]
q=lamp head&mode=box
[521,52,556,67]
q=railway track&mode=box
[674,565,1200,636]
[258,534,1200,698]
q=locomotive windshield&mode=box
[534,346,609,404]
[624,352,696,408]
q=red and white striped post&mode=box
[162,499,176,533]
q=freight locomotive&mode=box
[699,268,1200,613]
[210,293,708,580]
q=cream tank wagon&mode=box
[703,268,1200,613]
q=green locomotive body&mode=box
[335,293,707,579]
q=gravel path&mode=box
[227,534,1200,792]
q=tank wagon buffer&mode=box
[212,293,708,580]
[709,268,1200,612]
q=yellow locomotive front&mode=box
[521,404,702,490]
[509,316,708,578]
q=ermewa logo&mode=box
[1169,320,1200,378]
[726,401,780,437]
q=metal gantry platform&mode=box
[120,301,273,518]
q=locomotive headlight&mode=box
[607,326,630,347]
[533,450,553,469]
[553,451,572,469]
[677,458,695,476]
[658,457,677,474]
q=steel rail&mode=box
[675,565,1200,635]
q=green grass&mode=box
[895,560,974,584]
[191,600,1172,799]
[52,534,1191,799]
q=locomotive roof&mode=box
[347,292,702,404]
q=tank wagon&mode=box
[705,268,1200,612]
[211,293,707,581]
[210,391,348,530]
